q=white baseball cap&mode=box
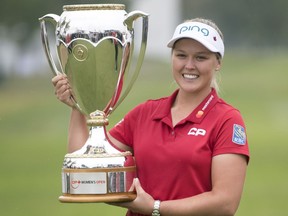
[167,21,225,58]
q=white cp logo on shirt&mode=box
[188,127,206,136]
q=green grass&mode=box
[1,50,288,215]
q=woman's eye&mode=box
[176,53,186,58]
[196,56,208,61]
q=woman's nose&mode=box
[185,59,196,70]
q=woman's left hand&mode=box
[110,178,155,215]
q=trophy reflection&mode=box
[39,4,148,202]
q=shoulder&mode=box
[207,97,247,138]
[213,98,248,144]
[215,98,243,120]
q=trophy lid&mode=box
[63,4,125,11]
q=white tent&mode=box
[130,0,181,60]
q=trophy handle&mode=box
[110,11,149,114]
[39,14,62,76]
[39,14,80,110]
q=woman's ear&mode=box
[216,58,221,71]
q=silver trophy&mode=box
[39,4,148,203]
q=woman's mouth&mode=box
[182,74,199,80]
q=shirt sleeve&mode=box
[109,104,141,148]
[212,109,250,162]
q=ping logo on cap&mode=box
[179,25,209,37]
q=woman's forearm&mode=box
[159,191,237,216]
[67,108,89,153]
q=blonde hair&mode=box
[183,18,224,93]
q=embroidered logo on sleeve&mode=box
[232,124,246,145]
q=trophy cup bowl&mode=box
[39,4,148,203]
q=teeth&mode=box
[183,74,198,79]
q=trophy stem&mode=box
[63,109,131,168]
[68,114,122,157]
[87,110,109,127]
[79,110,122,155]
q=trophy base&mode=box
[61,165,137,203]
[59,192,136,203]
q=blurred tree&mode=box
[182,0,288,48]
[0,0,131,43]
[0,68,6,85]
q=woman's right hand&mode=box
[52,74,75,108]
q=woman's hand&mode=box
[52,74,75,108]
[111,178,155,215]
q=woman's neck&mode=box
[171,88,212,126]
[173,88,212,109]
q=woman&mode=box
[53,18,249,216]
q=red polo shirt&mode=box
[110,89,249,203]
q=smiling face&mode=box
[172,38,221,96]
